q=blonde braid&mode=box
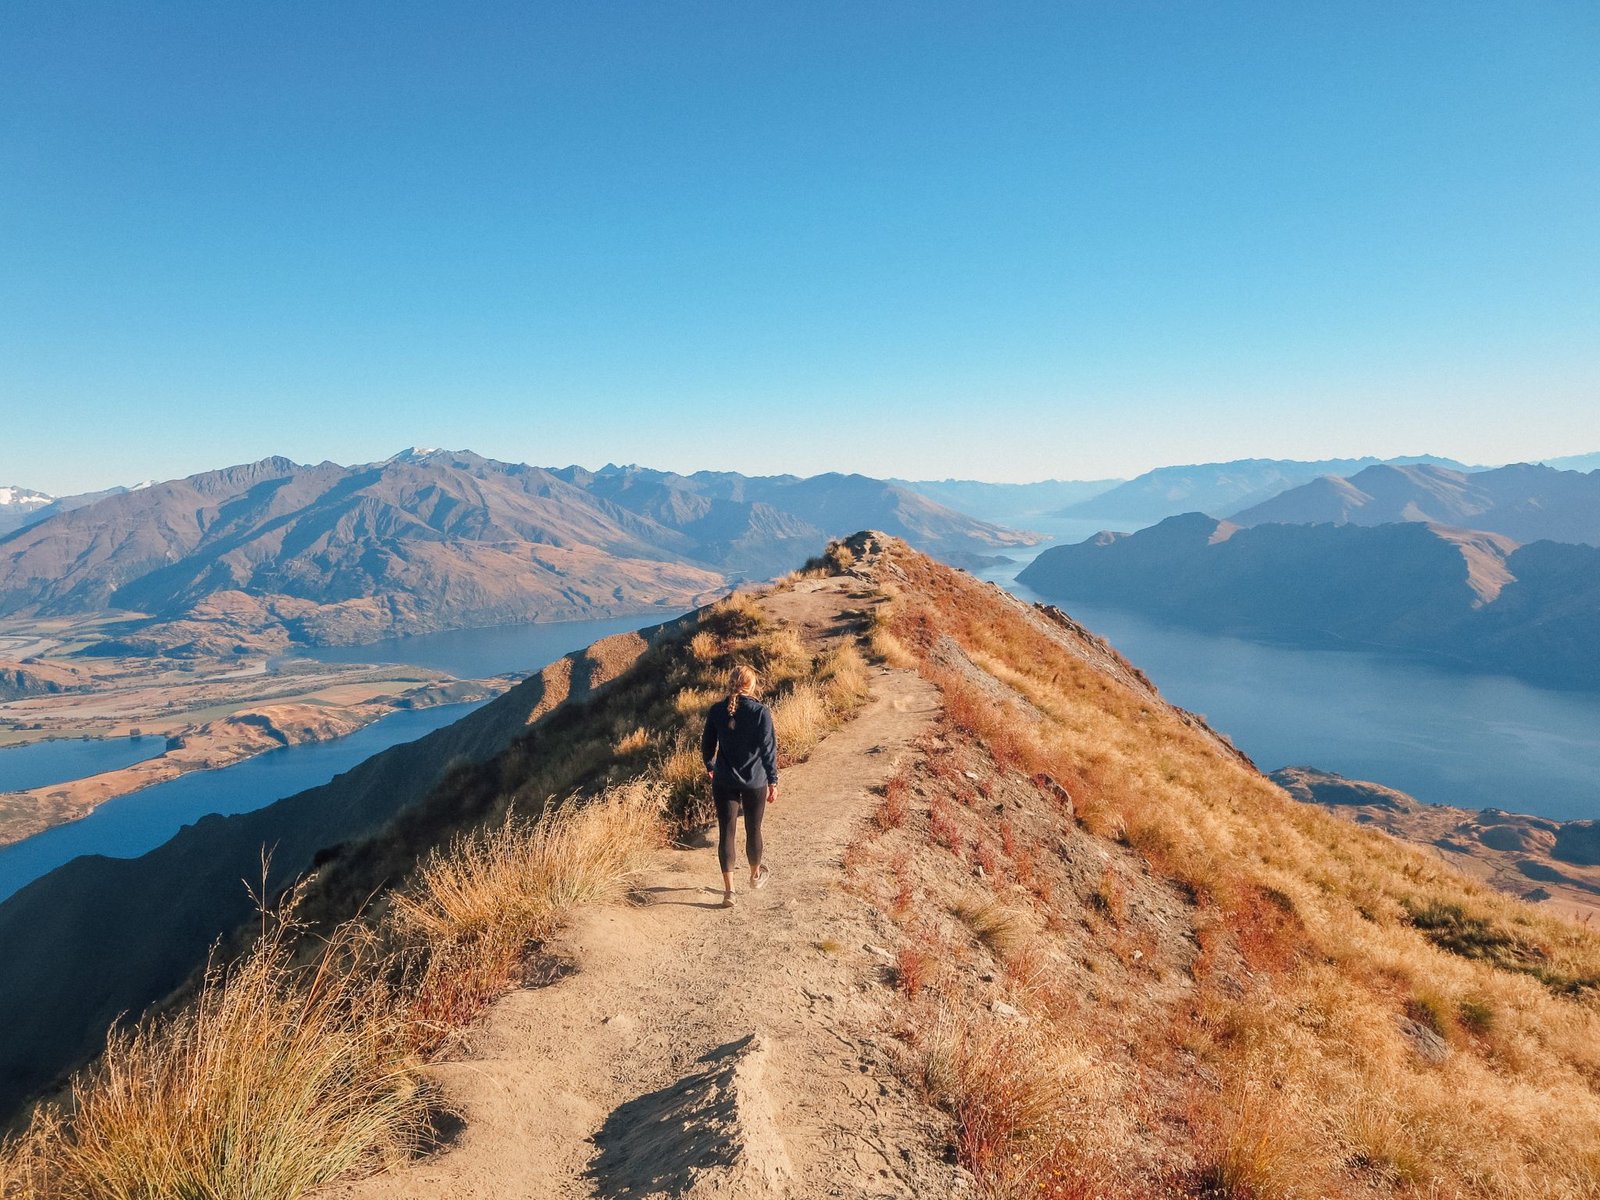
[726,664,758,729]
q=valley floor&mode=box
[0,622,503,845]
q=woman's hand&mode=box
[766,784,778,805]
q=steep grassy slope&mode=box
[855,536,1600,1197]
[0,620,686,1116]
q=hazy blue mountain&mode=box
[1233,463,1600,546]
[1017,514,1600,690]
[893,478,1122,525]
[1055,455,1481,524]
[0,486,52,536]
[1541,451,1600,473]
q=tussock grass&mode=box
[394,783,663,947]
[870,539,1600,1200]
[954,896,1032,962]
[916,1008,1098,1197]
[397,783,664,1049]
[2,786,667,1198]
[4,913,424,1200]
[611,725,651,756]
[772,682,829,759]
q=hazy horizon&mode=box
[6,442,1600,501]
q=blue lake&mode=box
[0,612,682,902]
[287,611,681,678]
[0,735,166,794]
[982,528,1600,822]
[0,701,486,902]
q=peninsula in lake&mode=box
[1017,513,1600,690]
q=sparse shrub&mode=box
[999,819,1019,860]
[892,851,915,920]
[868,626,917,668]
[928,796,963,851]
[917,1010,1074,1193]
[611,726,650,756]
[817,642,870,709]
[688,629,720,662]
[1403,899,1528,967]
[1458,993,1496,1037]
[955,896,1031,962]
[1194,1072,1316,1200]
[896,941,934,996]
[1090,867,1127,926]
[824,541,857,573]
[673,685,719,716]
[772,681,829,760]
[874,771,911,831]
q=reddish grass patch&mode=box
[874,771,911,831]
[929,796,963,852]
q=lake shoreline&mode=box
[0,677,505,848]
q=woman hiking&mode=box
[701,664,778,908]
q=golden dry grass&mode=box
[0,570,881,1199]
[0,785,668,1199]
[398,782,664,1049]
[953,896,1033,962]
[870,540,1600,1200]
[3,913,424,1200]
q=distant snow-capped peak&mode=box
[0,486,51,507]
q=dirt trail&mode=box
[322,579,963,1200]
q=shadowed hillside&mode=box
[0,620,687,1116]
[1018,514,1600,689]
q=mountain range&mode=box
[1054,455,1481,524]
[0,481,153,536]
[1233,462,1600,546]
[0,451,1034,652]
[892,477,1121,524]
[1017,513,1600,689]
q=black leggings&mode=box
[713,781,767,874]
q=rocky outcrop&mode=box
[0,661,84,700]
[1273,767,1600,922]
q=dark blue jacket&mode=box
[702,695,778,790]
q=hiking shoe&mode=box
[753,866,771,891]
[722,890,736,908]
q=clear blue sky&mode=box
[2,1,1596,494]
